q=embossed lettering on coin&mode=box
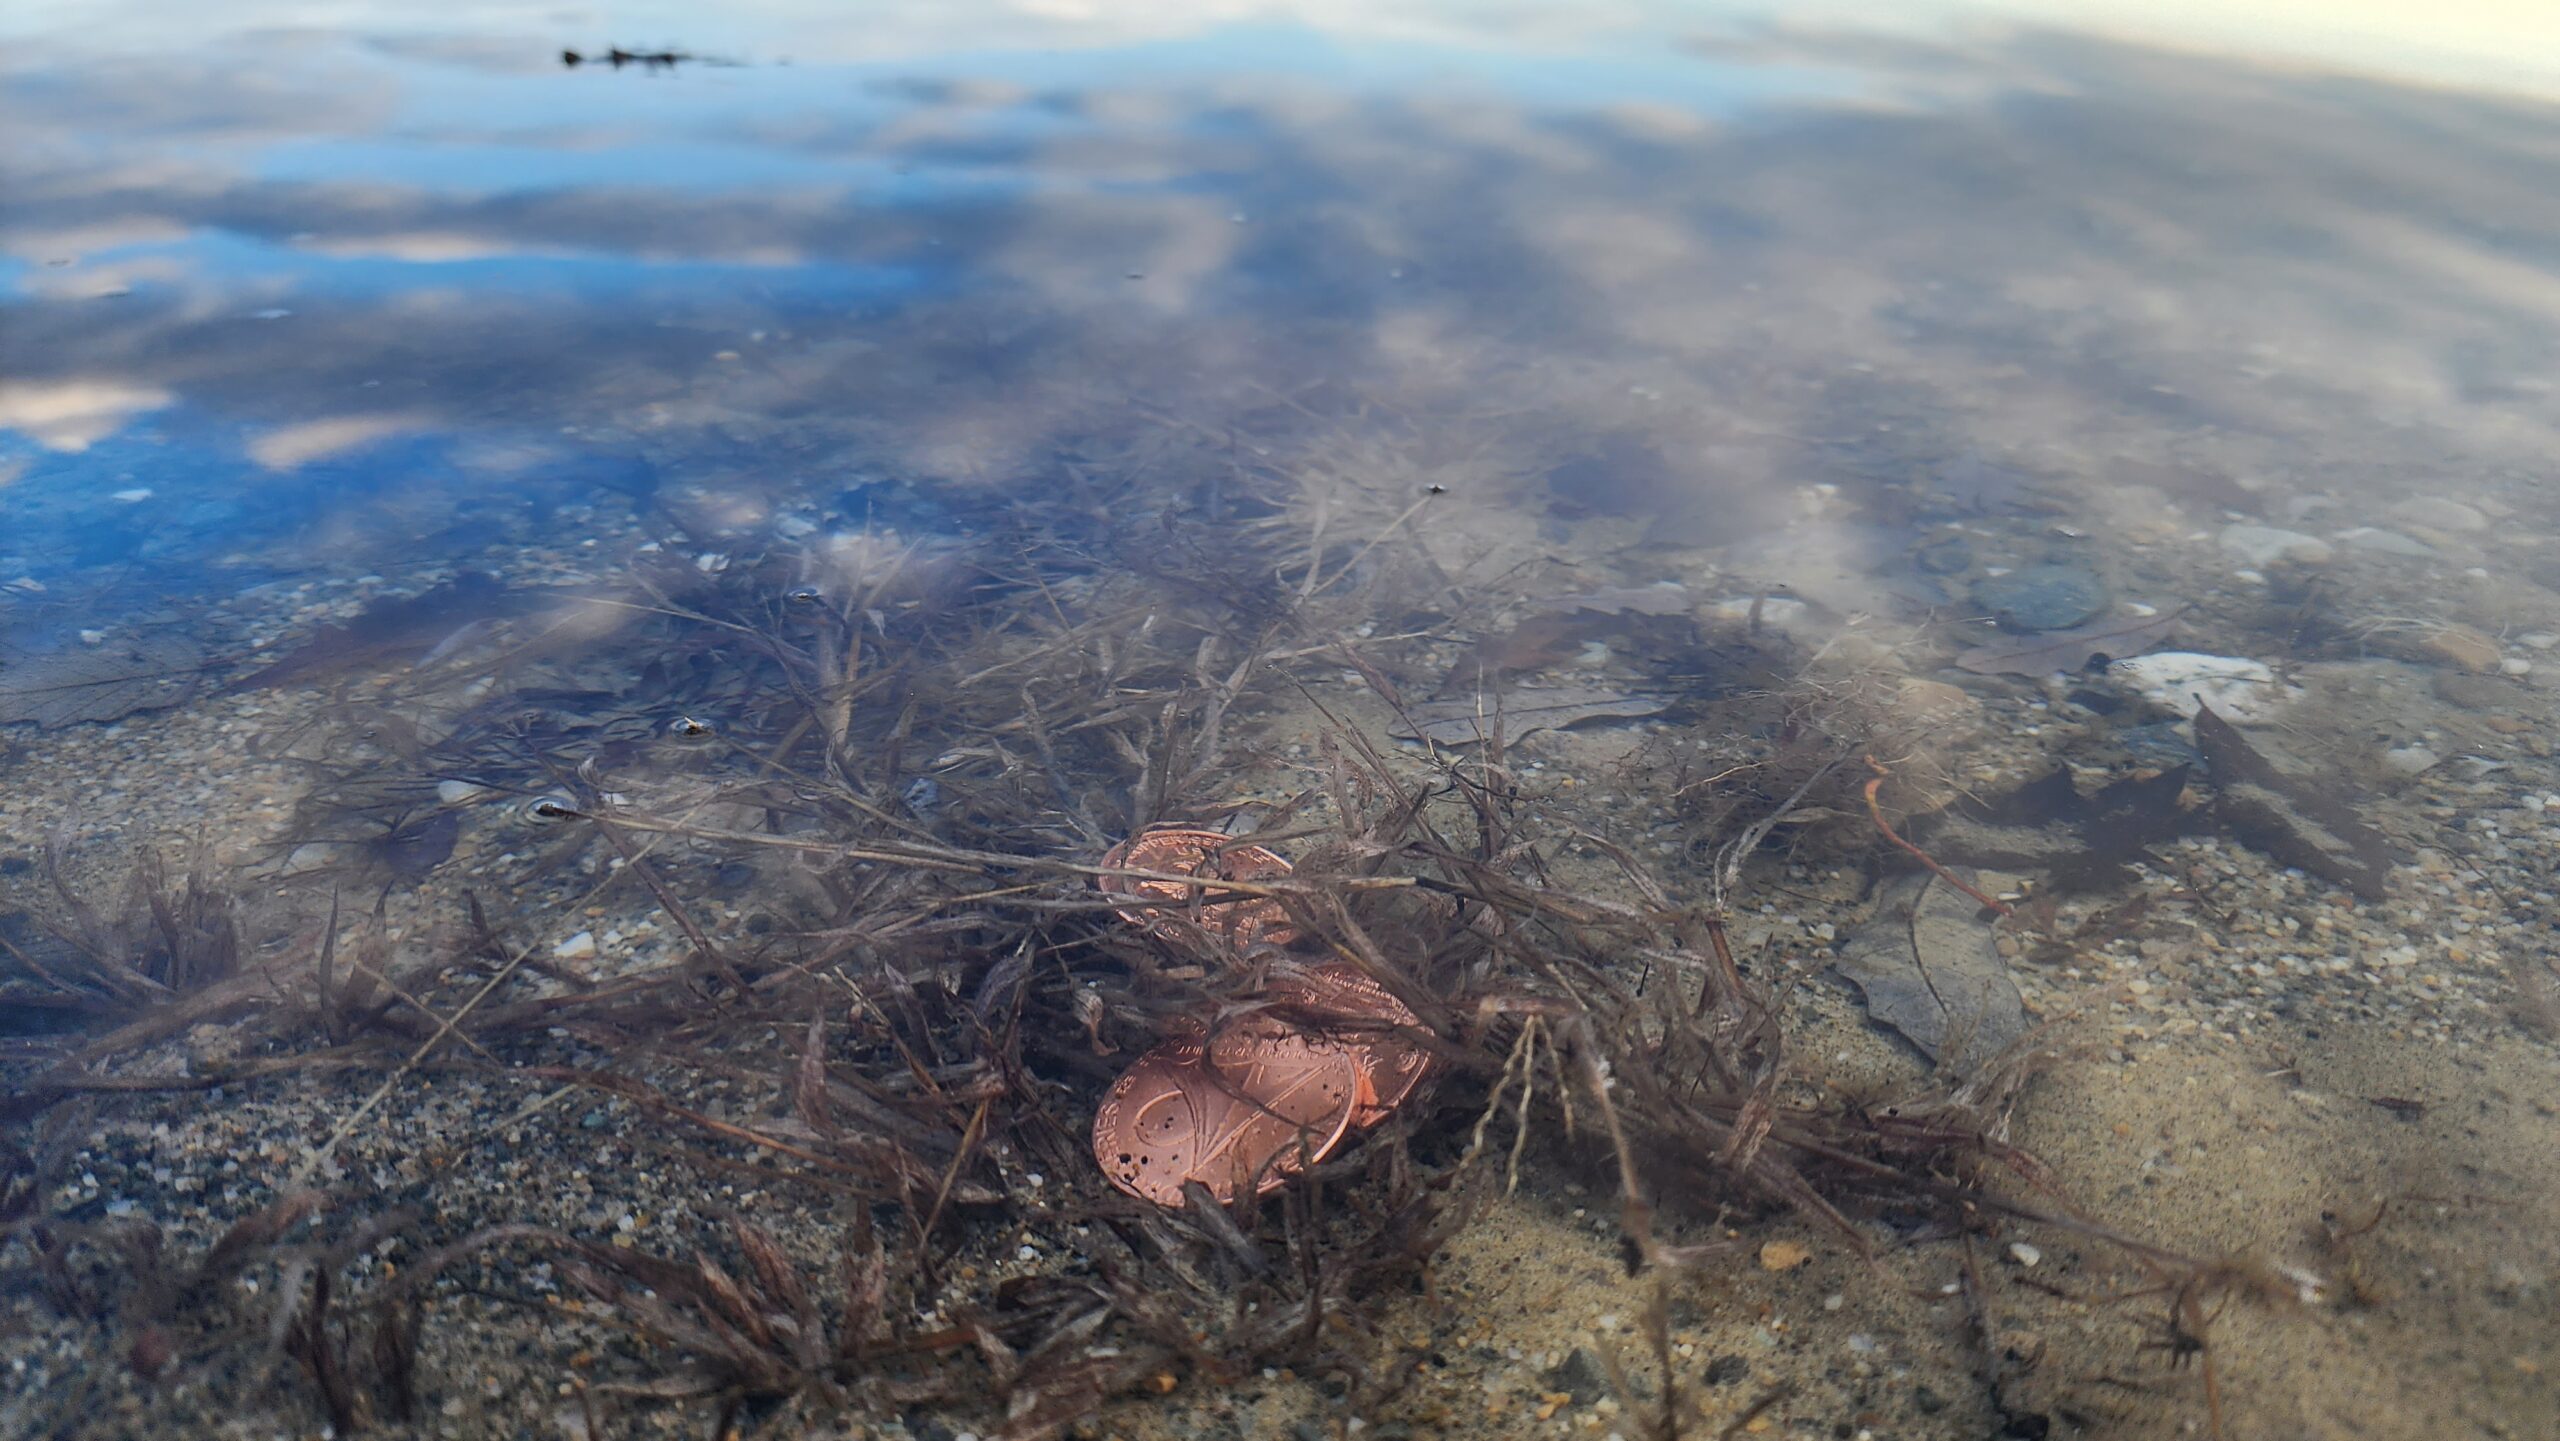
[1095,827,1298,953]
[1093,1026,1357,1206]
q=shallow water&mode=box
[6,5,2560,1439]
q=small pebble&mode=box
[2383,746,2442,777]
[1758,1239,1812,1271]
[2417,624,2502,674]
[2217,524,2332,567]
[1973,565,2110,632]
[2387,496,2488,532]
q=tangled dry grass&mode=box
[0,451,2279,1440]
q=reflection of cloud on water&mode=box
[0,55,395,158]
[11,254,197,301]
[246,414,431,470]
[8,1,1680,72]
[1,219,195,268]
[7,16,2560,567]
[294,232,552,263]
[0,380,173,452]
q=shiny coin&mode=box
[1265,962,1433,1129]
[1093,1027,1358,1207]
[1096,827,1298,953]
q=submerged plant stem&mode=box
[1862,757,2013,917]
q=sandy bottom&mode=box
[6,559,2560,1441]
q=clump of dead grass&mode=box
[0,445,2293,1441]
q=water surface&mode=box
[6,4,2560,1439]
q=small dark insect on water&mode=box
[561,47,695,70]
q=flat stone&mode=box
[2332,527,2434,557]
[1895,678,1981,730]
[2218,524,2333,567]
[2382,745,2441,777]
[2110,651,2298,722]
[1543,1347,1611,1406]
[2434,672,2526,712]
[1912,534,1974,575]
[1972,565,2109,632]
[2387,496,2488,532]
[2417,624,2503,674]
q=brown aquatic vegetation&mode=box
[0,849,280,1108]
[1862,754,2014,916]
[8,845,242,1015]
[0,472,2327,1441]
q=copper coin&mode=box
[1096,827,1298,952]
[1266,962,1433,1129]
[1093,1027,1359,1207]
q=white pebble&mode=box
[2382,746,2441,777]
[2110,652,2297,722]
[553,931,598,960]
[2008,1241,2043,1268]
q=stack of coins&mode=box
[1090,828,1432,1206]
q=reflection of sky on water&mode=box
[8,1,2560,613]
